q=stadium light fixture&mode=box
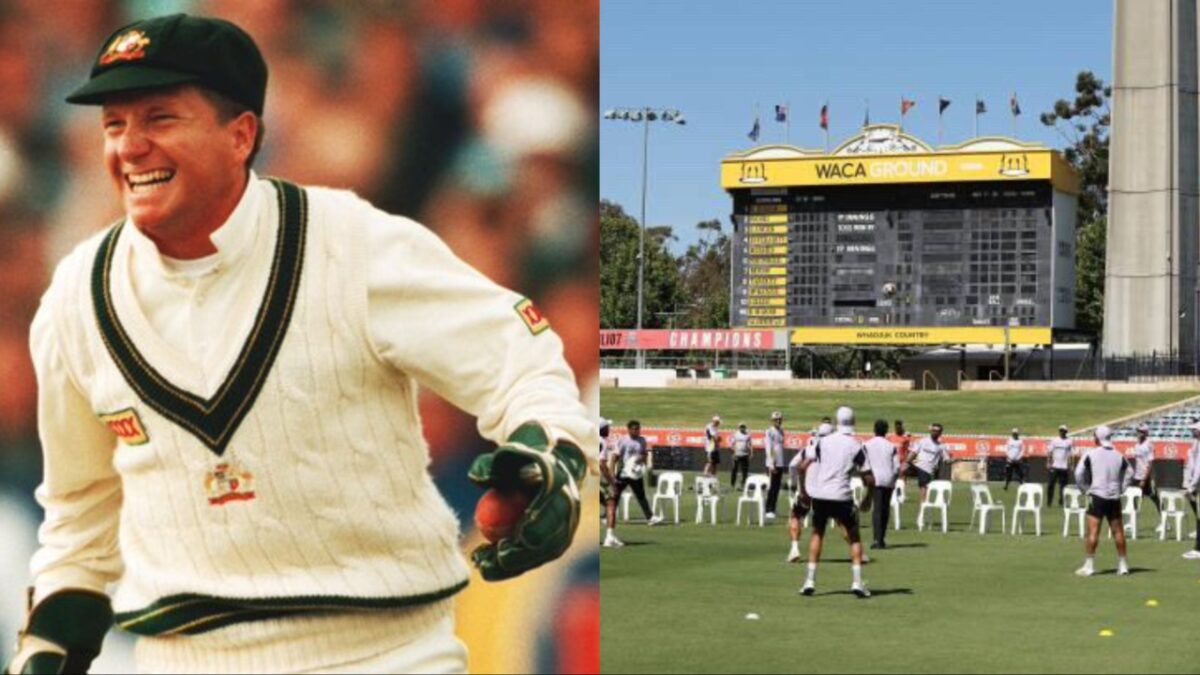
[604,106,688,369]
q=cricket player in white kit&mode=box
[863,420,900,549]
[1045,425,1074,507]
[796,407,873,598]
[909,423,951,510]
[786,420,829,563]
[1182,423,1200,560]
[1003,428,1026,490]
[1074,426,1132,576]
[8,14,590,675]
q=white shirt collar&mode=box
[126,170,262,278]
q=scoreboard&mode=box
[723,129,1079,332]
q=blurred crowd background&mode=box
[0,1,598,672]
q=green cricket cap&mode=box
[66,13,267,115]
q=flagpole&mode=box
[974,93,979,138]
[824,100,829,153]
[1011,93,1017,138]
[938,98,943,147]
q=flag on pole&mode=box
[819,103,828,130]
[939,97,951,115]
[901,98,916,116]
[1010,92,1021,116]
[775,104,788,123]
[748,116,760,142]
[976,99,987,114]
[863,100,870,127]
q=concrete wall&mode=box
[962,380,1200,392]
[666,379,914,391]
[1106,0,1199,356]
[599,369,677,388]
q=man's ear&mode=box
[230,111,258,165]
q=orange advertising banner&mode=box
[613,428,1192,461]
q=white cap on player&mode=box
[1095,425,1113,445]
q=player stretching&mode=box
[910,423,951,509]
[704,415,722,478]
[797,407,873,598]
[600,419,624,548]
[1045,425,1074,507]
[1074,425,1132,576]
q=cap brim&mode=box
[66,65,199,105]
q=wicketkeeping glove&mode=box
[468,422,588,581]
[5,589,112,674]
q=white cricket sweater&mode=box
[28,176,591,637]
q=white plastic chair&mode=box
[1011,483,1044,536]
[850,476,865,507]
[694,475,721,525]
[918,480,953,532]
[651,471,683,524]
[1158,489,1187,541]
[1107,486,1143,539]
[890,481,906,530]
[969,483,1006,534]
[737,475,770,526]
[1123,486,1142,539]
[1061,486,1086,537]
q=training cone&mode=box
[1146,599,1158,607]
[1098,629,1114,637]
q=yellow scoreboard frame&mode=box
[721,133,1080,194]
[722,126,1080,345]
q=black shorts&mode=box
[811,498,859,534]
[915,468,934,488]
[708,450,720,465]
[1087,496,1123,521]
[791,496,811,519]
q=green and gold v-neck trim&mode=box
[90,178,308,456]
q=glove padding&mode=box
[6,589,112,674]
[468,422,588,581]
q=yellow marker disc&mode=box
[1099,629,1114,637]
[1145,599,1158,607]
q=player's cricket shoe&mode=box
[786,546,802,563]
[1181,549,1200,560]
[648,515,664,526]
[799,580,815,596]
[1117,564,1130,576]
[603,535,625,548]
[851,583,871,599]
[1074,565,1094,577]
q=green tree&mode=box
[677,219,731,328]
[600,200,683,329]
[1040,70,1110,334]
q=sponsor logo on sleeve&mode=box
[515,298,551,335]
[98,408,149,445]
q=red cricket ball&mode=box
[475,488,531,543]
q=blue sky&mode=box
[600,0,1112,252]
